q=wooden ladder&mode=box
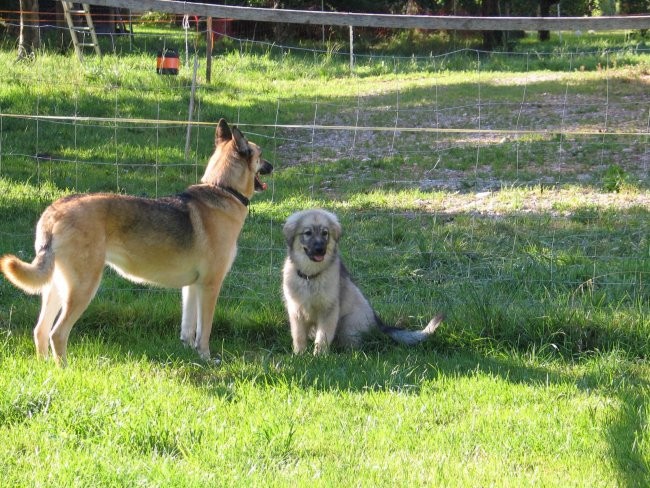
[61,2,101,61]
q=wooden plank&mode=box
[83,0,650,31]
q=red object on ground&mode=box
[157,50,179,75]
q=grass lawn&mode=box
[0,26,649,486]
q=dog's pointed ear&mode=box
[232,126,252,158]
[216,118,232,145]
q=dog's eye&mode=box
[322,229,329,238]
[303,229,313,237]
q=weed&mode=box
[602,164,631,192]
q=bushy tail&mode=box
[381,313,443,346]
[0,244,54,295]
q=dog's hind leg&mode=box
[333,327,364,350]
[33,284,61,359]
[49,300,89,367]
[48,263,103,367]
[180,285,198,347]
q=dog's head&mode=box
[201,119,273,198]
[283,209,342,268]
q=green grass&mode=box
[1,346,647,486]
[0,27,649,486]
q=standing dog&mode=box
[282,209,442,354]
[0,119,272,366]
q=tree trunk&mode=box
[481,0,503,50]
[18,0,40,58]
[538,0,554,42]
[271,0,285,41]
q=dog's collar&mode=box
[217,186,250,207]
[297,269,321,281]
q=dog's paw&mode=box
[195,348,222,366]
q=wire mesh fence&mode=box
[0,18,649,337]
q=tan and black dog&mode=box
[282,209,442,355]
[0,119,272,366]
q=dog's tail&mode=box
[0,239,54,295]
[380,313,443,346]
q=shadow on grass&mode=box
[184,341,650,487]
[2,298,648,487]
[2,64,649,191]
[1,34,649,484]
[2,201,649,486]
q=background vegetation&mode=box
[0,24,649,486]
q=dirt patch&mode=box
[415,186,650,218]
[276,69,649,194]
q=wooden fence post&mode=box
[349,25,354,71]
[206,17,213,83]
[185,55,198,160]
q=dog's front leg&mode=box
[314,310,339,355]
[288,311,308,354]
[180,285,198,347]
[194,284,221,360]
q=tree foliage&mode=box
[12,0,645,58]
[619,0,650,14]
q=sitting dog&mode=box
[282,209,442,354]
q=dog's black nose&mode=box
[312,242,326,255]
[260,160,273,174]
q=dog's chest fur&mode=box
[283,256,341,321]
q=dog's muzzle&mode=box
[306,241,327,262]
[255,159,273,191]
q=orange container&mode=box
[156,50,179,75]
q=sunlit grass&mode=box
[0,30,649,486]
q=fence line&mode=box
[0,113,647,138]
[84,0,650,31]
[1,36,648,308]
